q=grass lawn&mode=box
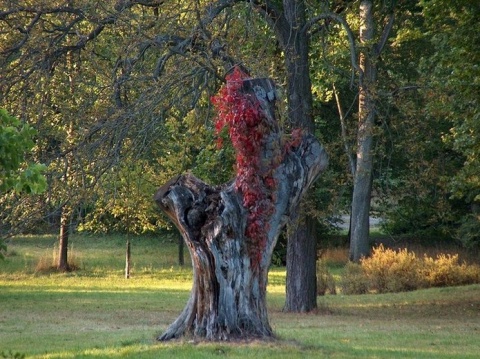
[1,234,479,358]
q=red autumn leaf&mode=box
[211,66,281,267]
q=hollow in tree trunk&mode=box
[154,71,328,341]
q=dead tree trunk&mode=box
[154,74,328,341]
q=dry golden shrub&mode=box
[361,245,424,293]
[422,253,480,287]
[340,245,480,295]
[34,246,81,273]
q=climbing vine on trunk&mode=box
[154,74,327,341]
[212,68,305,268]
[212,68,279,267]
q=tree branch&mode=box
[303,12,361,79]
[374,12,394,56]
[247,0,284,30]
[333,83,356,176]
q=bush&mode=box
[340,262,369,295]
[319,247,349,267]
[423,253,480,287]
[316,260,336,295]
[361,245,424,293]
[340,244,480,295]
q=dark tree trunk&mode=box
[285,212,317,312]
[154,77,328,341]
[57,206,70,271]
[277,0,318,312]
[125,237,131,279]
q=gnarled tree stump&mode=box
[154,74,328,341]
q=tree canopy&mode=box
[0,0,479,279]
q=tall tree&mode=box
[273,0,319,312]
[348,0,394,262]
[309,1,395,261]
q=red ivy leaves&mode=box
[211,68,304,268]
[211,67,277,268]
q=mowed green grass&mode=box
[1,234,480,358]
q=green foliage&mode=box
[0,109,46,194]
[363,1,470,243]
[78,104,235,234]
[79,161,168,234]
[192,132,235,185]
[0,109,46,258]
[341,245,480,294]
[419,0,480,245]
[308,0,461,246]
[455,214,480,250]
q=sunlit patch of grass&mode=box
[27,340,335,359]
[2,235,480,358]
[1,233,189,278]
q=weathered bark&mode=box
[154,78,328,341]
[349,1,375,262]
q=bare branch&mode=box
[0,2,152,76]
[333,83,356,176]
[374,12,395,56]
